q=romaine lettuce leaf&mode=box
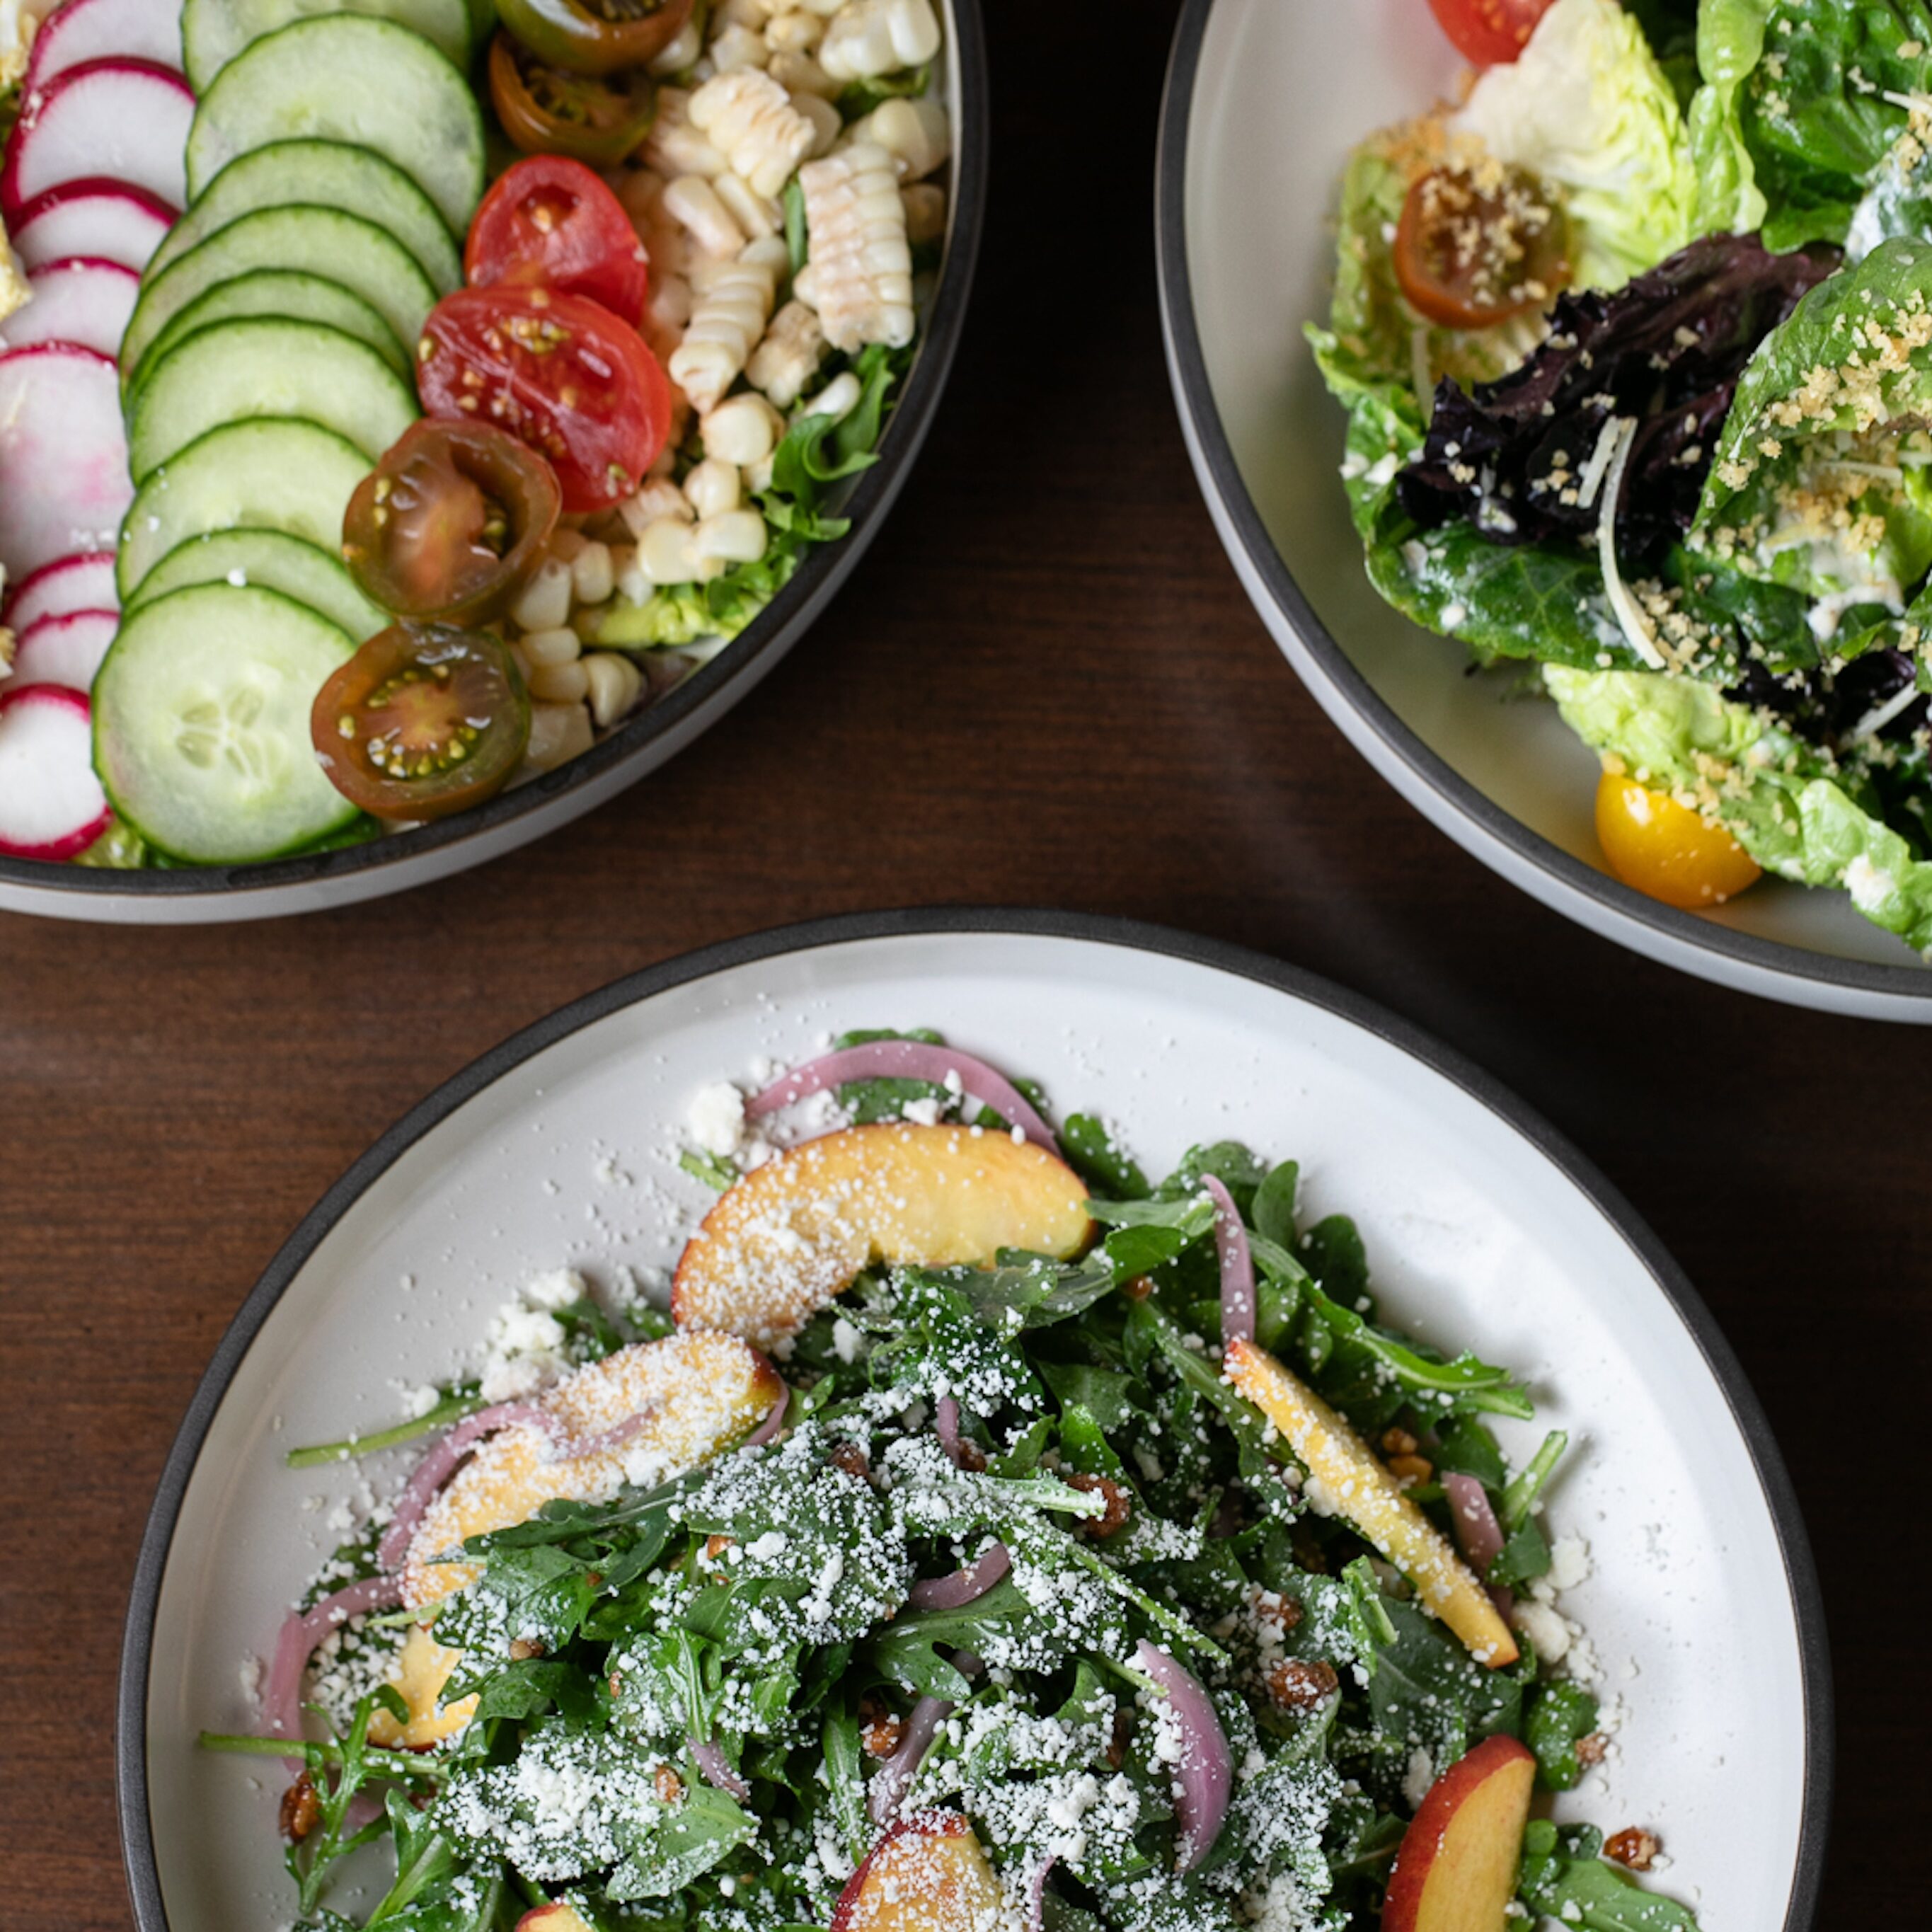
[1547,662,1932,950]
[1692,236,1932,608]
[1450,0,1698,290]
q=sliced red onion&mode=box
[747,1042,1059,1150]
[1199,1175,1254,1347]
[934,1394,974,1468]
[376,1400,552,1572]
[263,1575,405,1755]
[1134,1639,1232,1873]
[908,1541,1011,1610]
[866,1694,953,1826]
[1026,1854,1057,1932]
[746,1388,789,1447]
[689,1734,750,1799]
[1443,1472,1513,1617]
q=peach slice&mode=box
[515,1904,595,1932]
[370,1333,782,1747]
[1224,1338,1517,1667]
[672,1122,1093,1349]
[1382,1735,1537,1932]
[831,1812,1009,1932]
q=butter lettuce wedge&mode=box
[1548,663,1932,951]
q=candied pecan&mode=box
[508,1637,546,1661]
[280,1771,320,1842]
[1264,1658,1339,1713]
[829,1442,872,1482]
[655,1765,685,1805]
[1252,1589,1304,1635]
[1120,1275,1154,1301]
[1105,1708,1133,1771]
[1066,1471,1132,1538]
[1381,1426,1419,1456]
[858,1693,904,1759]
[609,1670,624,1698]
[1386,1454,1434,1486]
[1575,1732,1608,1767]
[1605,1827,1659,1871]
[704,1534,733,1561]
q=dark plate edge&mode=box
[2,0,991,912]
[1153,0,1930,1016]
[117,906,1834,1932]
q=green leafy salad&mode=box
[1313,0,1932,948]
[205,1033,1698,1932]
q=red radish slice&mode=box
[0,684,111,859]
[2,550,117,630]
[0,257,140,357]
[0,343,132,577]
[25,0,188,88]
[10,178,174,272]
[12,607,117,689]
[1,61,194,219]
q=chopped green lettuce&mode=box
[1547,662,1932,950]
[1449,0,1698,290]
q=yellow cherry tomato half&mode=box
[1594,771,1761,909]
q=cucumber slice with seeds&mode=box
[124,528,388,638]
[121,203,438,383]
[93,583,360,863]
[117,416,372,600]
[148,139,461,296]
[182,0,473,93]
[129,270,408,396]
[127,317,418,481]
[185,17,486,233]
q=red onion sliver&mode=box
[1442,1471,1514,1617]
[376,1401,552,1572]
[747,1042,1059,1150]
[1026,1854,1057,1932]
[934,1394,974,1468]
[866,1694,953,1827]
[263,1575,405,1756]
[1200,1175,1255,1347]
[746,1388,789,1448]
[690,1734,750,1799]
[1134,1639,1232,1873]
[907,1541,1011,1611]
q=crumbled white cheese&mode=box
[1546,1533,1592,1592]
[688,1081,748,1156]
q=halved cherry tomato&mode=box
[1594,770,1761,909]
[490,31,657,168]
[311,623,531,820]
[416,285,672,512]
[466,156,648,328]
[1424,0,1553,66]
[343,421,561,626]
[498,0,691,76]
[1393,163,1570,330]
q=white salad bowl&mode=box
[118,910,1829,1930]
[0,0,985,926]
[1157,0,1932,1021]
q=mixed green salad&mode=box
[1314,0,1932,948]
[205,1033,1698,1932]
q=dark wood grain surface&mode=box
[1,4,1921,1923]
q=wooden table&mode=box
[1,5,1919,1922]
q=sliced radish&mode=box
[0,257,140,357]
[25,0,187,88]
[1,61,194,219]
[0,344,132,578]
[12,607,117,689]
[0,683,111,860]
[2,551,118,630]
[9,177,174,272]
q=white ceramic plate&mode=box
[1157,0,1932,1021]
[118,912,1830,1928]
[0,3,984,926]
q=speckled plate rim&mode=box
[0,0,989,926]
[115,907,1834,1931]
[1156,0,1932,1022]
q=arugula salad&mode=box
[1313,0,1932,950]
[0,0,949,869]
[206,1033,1698,1932]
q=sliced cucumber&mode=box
[117,416,371,600]
[121,203,438,381]
[127,317,417,481]
[130,270,408,394]
[147,139,461,296]
[93,583,358,863]
[182,0,472,93]
[124,527,389,638]
[185,17,486,233]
